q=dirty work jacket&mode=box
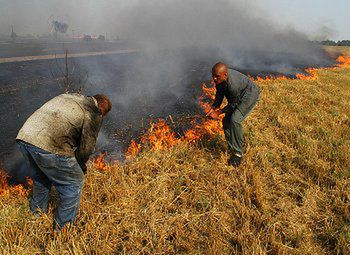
[17,93,102,167]
[212,68,260,116]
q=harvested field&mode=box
[0,46,349,254]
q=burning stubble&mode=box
[0,0,341,177]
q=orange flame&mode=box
[0,170,32,197]
[336,53,350,68]
[295,68,318,80]
[92,152,113,171]
[255,53,350,82]
[255,68,318,82]
[126,119,180,159]
[140,119,178,150]
[126,82,223,158]
[201,81,216,100]
[126,140,141,159]
[255,75,289,82]
[183,118,222,143]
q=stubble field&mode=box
[0,47,349,254]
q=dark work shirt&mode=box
[212,69,260,116]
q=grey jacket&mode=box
[16,93,102,167]
[212,69,260,116]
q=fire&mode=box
[140,120,178,150]
[0,170,32,197]
[125,53,350,159]
[255,68,318,82]
[126,140,141,159]
[92,152,112,171]
[255,53,350,82]
[183,118,222,142]
[201,81,216,100]
[126,119,180,159]
[295,68,318,80]
[255,75,289,82]
[183,128,202,142]
[126,82,223,158]
[336,53,350,68]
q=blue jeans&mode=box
[17,140,84,229]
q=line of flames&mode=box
[123,53,350,159]
[255,53,350,82]
[1,53,349,195]
[124,81,222,160]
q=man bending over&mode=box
[208,62,260,167]
[16,93,112,229]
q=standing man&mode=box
[207,62,260,167]
[16,93,112,229]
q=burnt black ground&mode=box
[0,40,130,58]
[0,51,206,180]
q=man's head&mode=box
[93,94,112,116]
[212,62,228,85]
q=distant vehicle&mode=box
[83,35,92,42]
[98,35,105,41]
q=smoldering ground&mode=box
[0,0,337,182]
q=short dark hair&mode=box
[93,94,112,113]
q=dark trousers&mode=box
[17,140,84,229]
[222,105,257,157]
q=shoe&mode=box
[228,154,242,167]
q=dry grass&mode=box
[1,61,350,254]
[324,45,350,56]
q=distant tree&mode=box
[337,40,350,46]
[49,19,69,39]
[320,40,350,46]
[321,40,337,46]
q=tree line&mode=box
[319,40,350,46]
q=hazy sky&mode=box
[0,0,348,40]
[255,0,349,40]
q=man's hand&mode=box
[206,108,222,119]
[222,103,237,115]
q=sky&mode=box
[0,0,348,40]
[254,0,349,40]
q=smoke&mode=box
[60,0,335,151]
[312,25,337,41]
[0,0,337,175]
[114,0,332,73]
[0,0,333,73]
[77,0,334,127]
